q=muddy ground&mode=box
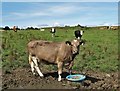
[2,67,119,90]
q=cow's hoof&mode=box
[33,73,37,76]
[58,78,61,81]
[58,80,61,81]
[33,73,36,75]
[40,75,44,78]
[34,74,39,77]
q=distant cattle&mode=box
[50,28,56,37]
[74,30,84,40]
[99,26,109,30]
[40,28,45,31]
[109,26,118,30]
[27,39,83,81]
[13,26,18,32]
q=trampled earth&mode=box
[2,67,119,90]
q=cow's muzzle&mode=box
[73,51,79,55]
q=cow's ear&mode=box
[80,41,83,45]
[80,39,86,45]
[65,41,71,45]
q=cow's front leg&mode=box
[68,61,74,75]
[57,62,63,81]
[32,57,44,77]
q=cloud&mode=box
[12,12,49,17]
[7,3,81,20]
[37,24,49,27]
[53,22,64,27]
[48,4,78,14]
[12,12,26,17]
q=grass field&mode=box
[1,28,118,73]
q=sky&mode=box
[2,0,120,2]
[2,2,118,28]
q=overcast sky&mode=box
[2,1,118,28]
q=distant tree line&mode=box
[1,26,40,30]
[1,24,118,31]
[2,26,20,30]
[2,24,85,31]
[26,27,39,30]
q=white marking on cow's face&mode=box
[80,31,83,35]
[78,37,80,39]
[71,39,80,54]
[74,39,77,42]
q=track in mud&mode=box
[2,67,119,90]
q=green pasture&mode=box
[1,28,118,73]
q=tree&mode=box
[26,27,34,30]
[77,24,81,27]
[4,26,10,30]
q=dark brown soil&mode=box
[2,67,119,90]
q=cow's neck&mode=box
[72,54,77,61]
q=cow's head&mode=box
[66,39,86,55]
[66,39,80,55]
[71,39,80,55]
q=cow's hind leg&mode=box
[30,61,36,75]
[29,54,36,75]
[57,62,63,81]
[32,56,44,77]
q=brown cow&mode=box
[27,39,82,81]
[13,26,17,32]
